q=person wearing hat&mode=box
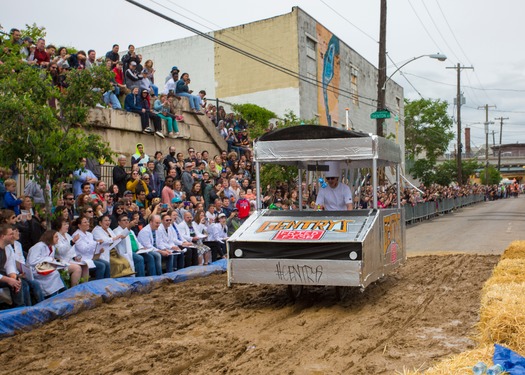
[181,162,195,197]
[139,89,164,138]
[20,36,35,64]
[165,65,179,84]
[315,162,353,211]
[125,60,142,91]
[163,67,180,95]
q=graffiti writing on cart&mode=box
[275,262,323,284]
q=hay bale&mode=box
[398,344,494,375]
[403,241,525,374]
[500,241,525,260]
[483,258,525,288]
[478,282,525,354]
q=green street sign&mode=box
[370,110,391,119]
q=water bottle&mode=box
[486,364,504,375]
[472,362,487,375]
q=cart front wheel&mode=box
[287,285,304,301]
[335,286,350,301]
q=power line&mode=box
[156,0,296,72]
[130,0,380,108]
[386,54,424,98]
[406,0,444,53]
[433,0,494,104]
[318,0,379,43]
[419,0,462,63]
[403,72,525,93]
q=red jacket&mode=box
[113,67,124,85]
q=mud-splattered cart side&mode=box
[227,125,405,292]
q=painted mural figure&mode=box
[322,35,340,126]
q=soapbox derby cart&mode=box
[226,125,406,299]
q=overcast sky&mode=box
[4,0,525,152]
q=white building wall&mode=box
[136,34,216,98]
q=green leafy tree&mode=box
[432,159,481,186]
[0,25,115,226]
[405,98,454,183]
[479,165,502,185]
[231,103,276,139]
[405,98,454,160]
[409,159,436,186]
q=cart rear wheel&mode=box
[335,286,350,301]
[287,285,304,301]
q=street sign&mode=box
[370,110,391,119]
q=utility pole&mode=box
[495,116,509,171]
[447,63,473,185]
[478,104,496,186]
[492,131,496,155]
[376,0,387,136]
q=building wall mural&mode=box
[316,25,340,126]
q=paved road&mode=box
[406,195,525,255]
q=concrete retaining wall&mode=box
[87,98,227,159]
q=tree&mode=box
[0,25,115,225]
[479,166,502,185]
[231,103,277,140]
[405,98,454,161]
[405,98,454,184]
[431,159,481,186]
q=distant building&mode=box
[137,6,404,150]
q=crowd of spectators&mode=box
[0,28,522,311]
[1,29,209,140]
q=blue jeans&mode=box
[132,253,145,277]
[151,84,159,97]
[178,92,200,110]
[103,91,122,109]
[162,253,175,273]
[152,251,175,273]
[22,278,44,306]
[173,253,184,270]
[150,251,163,275]
[93,259,111,279]
[139,252,156,276]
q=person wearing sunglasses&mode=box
[315,162,353,211]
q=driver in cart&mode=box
[315,161,353,211]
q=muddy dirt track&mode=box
[0,254,498,374]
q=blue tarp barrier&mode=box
[0,259,227,338]
[494,343,525,375]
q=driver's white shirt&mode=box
[315,182,353,210]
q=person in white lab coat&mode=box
[26,230,65,297]
[113,214,148,277]
[72,216,110,280]
[92,214,133,278]
[55,218,89,286]
[5,226,44,305]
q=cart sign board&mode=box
[370,110,391,119]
